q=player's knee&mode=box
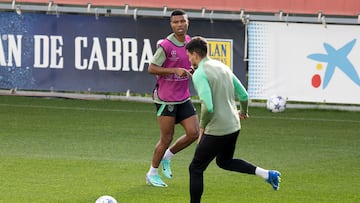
[160,134,173,145]
[189,162,202,174]
[189,162,194,173]
[216,158,230,170]
[187,129,199,141]
[189,162,208,182]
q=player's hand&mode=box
[239,111,249,120]
[174,68,192,77]
[197,128,205,144]
[189,66,196,74]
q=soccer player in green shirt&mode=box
[186,36,281,203]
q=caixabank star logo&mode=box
[307,39,360,89]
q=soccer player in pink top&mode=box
[146,9,199,187]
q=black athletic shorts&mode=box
[155,100,197,124]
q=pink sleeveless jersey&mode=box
[156,35,191,102]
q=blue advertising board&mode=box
[0,12,245,94]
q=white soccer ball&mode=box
[95,195,117,203]
[266,95,286,113]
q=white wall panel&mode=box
[248,22,360,104]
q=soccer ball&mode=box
[266,95,286,113]
[95,195,117,203]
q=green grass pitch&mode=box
[0,95,359,202]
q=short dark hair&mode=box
[186,36,208,58]
[171,9,186,17]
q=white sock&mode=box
[163,148,174,160]
[147,166,158,176]
[255,167,269,180]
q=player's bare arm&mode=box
[148,63,192,77]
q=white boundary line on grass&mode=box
[253,116,360,123]
[0,103,154,113]
[1,103,359,124]
[1,89,360,112]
